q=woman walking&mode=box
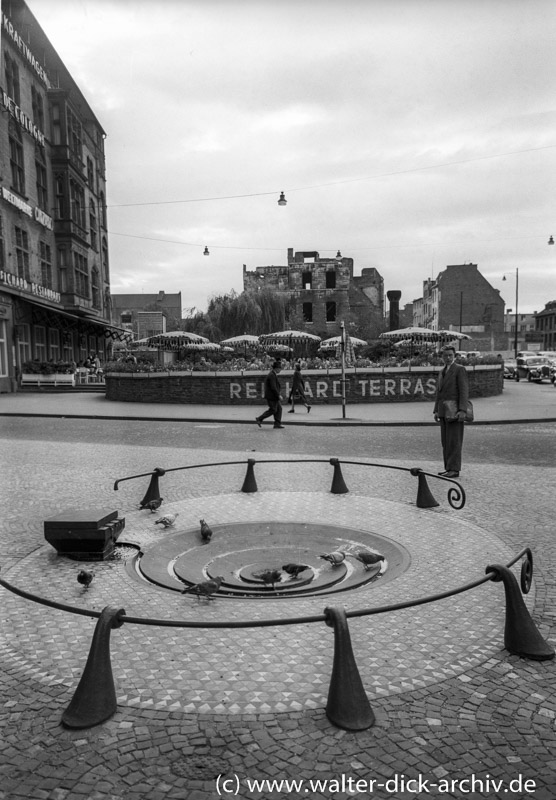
[288,363,312,413]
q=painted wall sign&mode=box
[229,376,438,401]
[1,91,46,146]
[1,187,53,229]
[0,269,61,303]
[2,14,51,88]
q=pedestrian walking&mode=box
[288,363,311,413]
[255,361,285,429]
[433,345,469,478]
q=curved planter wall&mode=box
[105,365,504,405]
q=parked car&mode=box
[513,356,553,382]
[503,359,517,379]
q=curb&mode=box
[1,412,555,427]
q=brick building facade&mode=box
[413,263,505,351]
[111,291,183,339]
[243,248,384,340]
[0,0,126,392]
[535,300,556,351]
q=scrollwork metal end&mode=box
[447,483,466,510]
[521,549,533,594]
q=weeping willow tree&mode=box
[201,288,287,340]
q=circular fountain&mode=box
[130,521,410,598]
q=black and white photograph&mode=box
[1,1,555,798]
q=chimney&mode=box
[387,290,402,330]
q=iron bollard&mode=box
[324,606,375,730]
[62,605,126,729]
[410,468,439,508]
[241,459,258,493]
[330,458,349,494]
[487,563,554,660]
[139,467,166,509]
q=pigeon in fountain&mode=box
[260,569,282,590]
[142,498,163,512]
[350,551,385,570]
[318,550,346,566]
[200,519,213,543]
[77,569,94,589]
[155,512,179,528]
[282,563,310,579]
[181,576,224,600]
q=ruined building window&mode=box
[303,302,313,323]
[302,271,312,290]
[326,270,336,289]
[326,301,337,322]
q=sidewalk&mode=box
[1,378,555,424]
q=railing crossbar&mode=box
[0,548,530,629]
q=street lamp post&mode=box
[503,268,519,358]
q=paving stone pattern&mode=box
[1,434,555,799]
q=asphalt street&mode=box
[2,414,555,468]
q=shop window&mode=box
[62,331,74,362]
[49,329,60,361]
[326,271,336,289]
[0,321,7,377]
[34,325,47,361]
[326,301,337,322]
[0,215,4,270]
[302,271,312,290]
[303,302,313,323]
[17,324,31,365]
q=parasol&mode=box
[379,327,444,343]
[220,334,260,357]
[320,335,367,349]
[147,331,209,350]
[436,330,472,341]
[259,330,322,345]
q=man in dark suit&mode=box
[255,361,285,429]
[433,345,469,477]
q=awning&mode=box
[27,302,132,342]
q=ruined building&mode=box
[243,248,384,339]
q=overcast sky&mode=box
[28,0,556,316]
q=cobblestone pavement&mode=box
[0,415,555,799]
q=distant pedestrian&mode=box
[255,361,285,429]
[433,345,469,478]
[288,363,311,413]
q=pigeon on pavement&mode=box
[155,513,178,528]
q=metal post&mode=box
[514,268,519,359]
[340,320,346,419]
